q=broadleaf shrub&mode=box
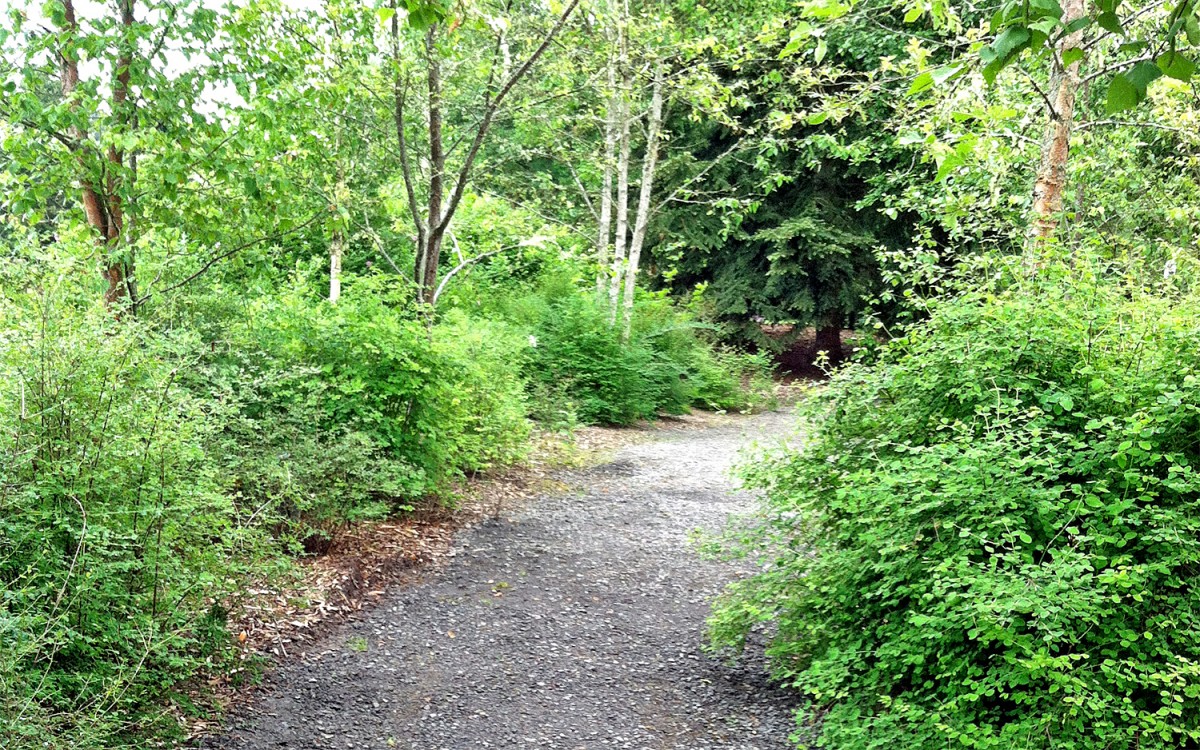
[709,264,1200,749]
[197,276,532,543]
[525,294,685,425]
[0,282,248,747]
[520,290,775,425]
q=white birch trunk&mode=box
[621,64,665,339]
[329,232,343,303]
[607,15,631,324]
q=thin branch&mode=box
[391,3,427,244]
[137,213,324,303]
[1078,118,1191,134]
[436,0,581,235]
[1082,52,1159,85]
[1020,66,1059,120]
[432,243,526,305]
[654,138,745,212]
[357,210,405,275]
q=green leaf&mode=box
[1096,11,1122,34]
[1105,74,1138,113]
[1126,60,1163,89]
[1063,16,1092,33]
[1029,0,1064,19]
[1059,394,1074,411]
[932,64,963,84]
[1061,47,1084,66]
[376,6,396,23]
[904,6,923,23]
[1157,51,1196,81]
[1186,15,1200,45]
[908,71,935,95]
[243,176,261,199]
[992,26,1032,60]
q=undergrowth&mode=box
[709,261,1200,749]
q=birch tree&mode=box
[590,1,671,335]
[972,0,1200,246]
[620,63,665,337]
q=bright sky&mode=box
[2,0,333,116]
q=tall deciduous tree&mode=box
[390,0,580,304]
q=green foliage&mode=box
[524,293,684,425]
[507,281,774,426]
[709,262,1200,749]
[688,345,778,413]
[0,260,251,748]
[197,275,532,543]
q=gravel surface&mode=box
[203,409,801,750]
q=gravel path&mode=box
[204,409,801,750]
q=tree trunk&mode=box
[815,323,844,368]
[390,2,580,305]
[621,63,665,340]
[595,49,618,296]
[329,233,343,303]
[106,0,135,306]
[1028,0,1086,248]
[607,14,631,323]
[59,0,134,308]
[418,25,445,303]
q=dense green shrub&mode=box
[505,279,774,426]
[432,309,533,472]
[198,276,531,541]
[709,265,1200,749]
[688,345,777,412]
[524,293,686,425]
[0,283,248,748]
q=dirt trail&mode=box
[203,409,800,750]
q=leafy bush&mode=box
[688,345,777,412]
[494,275,775,426]
[709,264,1200,749]
[0,282,248,748]
[197,276,531,543]
[432,309,532,472]
[524,293,686,425]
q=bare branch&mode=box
[432,243,527,305]
[391,6,427,246]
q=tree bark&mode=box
[329,233,343,303]
[418,25,445,301]
[329,151,346,304]
[595,48,618,297]
[59,0,136,308]
[621,63,665,339]
[391,4,428,271]
[1028,0,1086,248]
[392,2,581,304]
[607,11,631,323]
[815,323,844,367]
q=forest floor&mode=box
[199,408,802,750]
